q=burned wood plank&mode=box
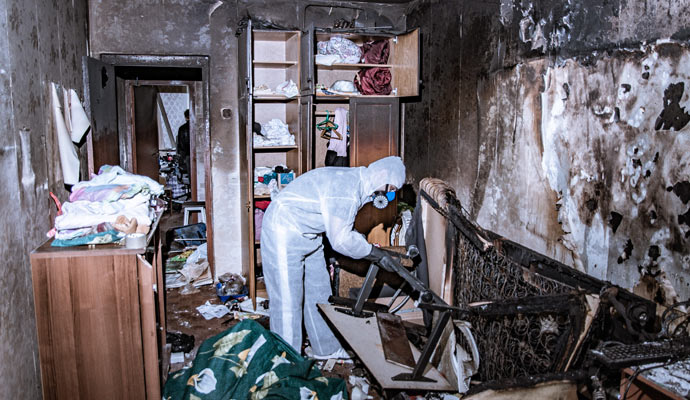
[377,312,416,369]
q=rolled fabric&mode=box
[69,89,91,143]
[51,83,79,185]
[354,67,392,95]
[360,39,390,64]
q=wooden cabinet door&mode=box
[300,23,315,96]
[349,97,399,167]
[132,86,160,181]
[299,95,313,172]
[390,28,420,97]
[350,97,400,236]
[137,255,161,400]
[31,252,147,399]
[238,22,257,303]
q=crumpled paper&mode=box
[196,301,230,320]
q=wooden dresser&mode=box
[30,222,167,399]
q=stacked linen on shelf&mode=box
[253,166,275,196]
[254,164,294,199]
[52,165,164,247]
[315,35,362,65]
[253,119,295,146]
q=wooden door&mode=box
[300,23,315,96]
[31,252,147,399]
[350,97,400,236]
[133,86,160,181]
[83,56,119,174]
[390,28,420,97]
[349,97,399,166]
[137,254,161,399]
[238,23,257,305]
[299,95,313,172]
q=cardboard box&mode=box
[278,172,295,188]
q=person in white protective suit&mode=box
[261,156,406,359]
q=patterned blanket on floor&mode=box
[163,319,348,400]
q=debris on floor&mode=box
[349,375,372,400]
[167,331,195,353]
[166,243,213,289]
[239,296,269,316]
[216,272,246,302]
[196,301,231,320]
[166,249,195,272]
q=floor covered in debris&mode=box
[160,211,416,399]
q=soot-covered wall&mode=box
[405,0,690,302]
[89,0,409,277]
[0,0,89,397]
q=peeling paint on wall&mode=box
[487,41,690,299]
[0,0,89,397]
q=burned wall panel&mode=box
[89,0,213,56]
[0,0,89,397]
[209,2,244,278]
[405,0,690,301]
[401,2,431,187]
[403,1,474,207]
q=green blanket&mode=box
[164,320,348,400]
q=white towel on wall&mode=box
[69,89,91,143]
[52,83,80,185]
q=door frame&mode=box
[101,54,214,272]
[125,80,201,200]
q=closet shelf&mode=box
[253,145,298,151]
[253,95,299,101]
[254,194,271,199]
[253,60,298,66]
[315,93,396,100]
[317,63,392,68]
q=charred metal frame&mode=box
[417,185,658,389]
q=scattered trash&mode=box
[180,282,200,295]
[216,273,247,302]
[165,249,194,272]
[166,243,213,290]
[170,352,185,364]
[324,358,337,372]
[239,296,269,316]
[196,301,230,320]
[233,311,262,320]
[348,376,372,400]
[166,331,195,353]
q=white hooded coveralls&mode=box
[261,156,406,356]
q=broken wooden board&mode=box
[318,303,454,391]
[464,380,577,400]
[377,312,416,369]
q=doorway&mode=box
[100,55,214,271]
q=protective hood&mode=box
[360,156,406,201]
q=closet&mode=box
[240,21,419,305]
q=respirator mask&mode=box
[371,186,397,209]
